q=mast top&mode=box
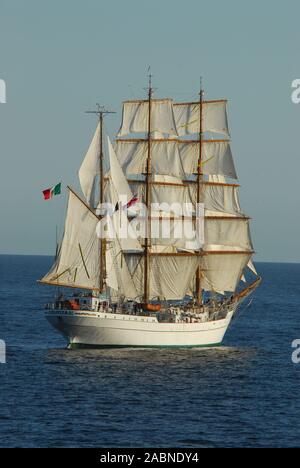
[148,67,152,90]
[86,103,116,117]
[199,77,204,98]
[145,66,155,99]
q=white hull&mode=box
[45,307,236,348]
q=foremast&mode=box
[86,105,115,293]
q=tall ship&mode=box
[39,78,261,348]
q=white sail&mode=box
[78,123,100,207]
[117,99,178,137]
[66,93,256,301]
[203,184,242,216]
[208,175,226,184]
[127,180,188,215]
[105,244,119,292]
[129,215,199,250]
[41,190,100,290]
[101,136,143,299]
[106,238,140,301]
[102,209,143,253]
[105,136,133,207]
[205,219,253,251]
[127,181,243,217]
[79,127,132,210]
[178,140,237,179]
[125,254,199,301]
[200,252,251,292]
[247,259,258,275]
[174,100,229,137]
[127,211,250,252]
[115,139,185,178]
[97,208,143,300]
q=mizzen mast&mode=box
[86,104,115,293]
[144,72,153,304]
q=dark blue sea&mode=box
[0,255,299,448]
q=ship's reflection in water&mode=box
[45,345,258,369]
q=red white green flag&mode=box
[42,182,61,200]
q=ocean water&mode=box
[0,255,299,448]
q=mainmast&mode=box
[144,72,153,303]
[86,104,115,293]
[195,80,204,304]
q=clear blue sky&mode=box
[0,0,299,262]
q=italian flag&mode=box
[42,182,61,200]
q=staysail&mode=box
[40,190,100,290]
[78,123,100,207]
[41,123,143,297]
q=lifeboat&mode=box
[142,303,161,312]
[68,299,80,311]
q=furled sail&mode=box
[117,99,178,137]
[174,100,229,137]
[40,190,100,290]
